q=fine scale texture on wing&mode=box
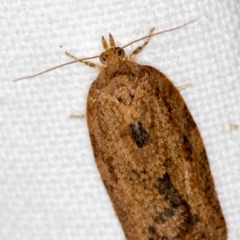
[86,59,226,240]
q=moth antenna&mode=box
[102,36,108,50]
[109,33,115,48]
[13,55,99,82]
[13,19,197,82]
[122,19,198,49]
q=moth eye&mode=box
[117,48,125,58]
[100,54,107,64]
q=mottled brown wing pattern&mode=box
[87,60,226,240]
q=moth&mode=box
[14,21,227,240]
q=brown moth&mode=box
[14,22,227,240]
[85,32,227,239]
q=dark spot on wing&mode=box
[183,136,193,162]
[157,173,194,226]
[130,121,149,148]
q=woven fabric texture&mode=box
[1,1,240,239]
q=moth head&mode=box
[99,33,125,65]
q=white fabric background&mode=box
[1,1,240,239]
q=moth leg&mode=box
[177,83,191,91]
[65,51,102,70]
[130,28,155,60]
[69,114,85,119]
